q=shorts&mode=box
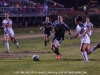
[81,35,90,45]
[4,29,15,37]
[44,31,51,36]
[52,37,63,46]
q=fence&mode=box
[0,7,71,27]
[0,7,71,17]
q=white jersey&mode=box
[84,22,93,36]
[2,19,14,37]
[76,24,90,44]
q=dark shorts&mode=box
[52,37,63,46]
[44,31,51,36]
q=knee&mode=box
[80,49,85,52]
[5,40,8,43]
[87,52,91,55]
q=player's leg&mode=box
[85,45,91,55]
[51,42,56,53]
[47,31,51,42]
[90,43,100,53]
[51,39,60,55]
[44,34,48,46]
[10,37,19,49]
[84,43,100,55]
[81,43,89,62]
[4,34,10,53]
[9,30,19,49]
[54,39,62,59]
[51,37,60,56]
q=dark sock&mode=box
[14,40,18,44]
[44,41,47,46]
[55,47,60,55]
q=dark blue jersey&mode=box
[53,20,70,40]
[42,21,52,32]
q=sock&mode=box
[44,41,47,46]
[90,44,98,53]
[14,40,19,46]
[82,51,89,62]
[5,42,9,51]
[55,47,60,55]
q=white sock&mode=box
[5,42,9,51]
[82,51,89,62]
[16,42,19,46]
[90,44,98,53]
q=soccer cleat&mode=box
[56,54,61,59]
[16,42,19,49]
[84,60,89,63]
[5,50,10,53]
[96,43,100,48]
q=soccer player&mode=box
[70,15,100,62]
[2,13,19,53]
[51,16,71,59]
[84,17,93,36]
[40,17,53,46]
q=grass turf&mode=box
[0,27,100,75]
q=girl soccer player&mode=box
[70,15,100,62]
[84,17,93,36]
[51,16,71,59]
[2,13,19,53]
[40,17,53,46]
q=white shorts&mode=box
[4,29,15,37]
[80,34,90,46]
[80,35,90,49]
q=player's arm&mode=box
[2,23,5,28]
[69,33,79,40]
[52,21,56,32]
[3,20,12,28]
[64,23,71,35]
[39,26,43,30]
[4,23,12,27]
[68,30,71,35]
[90,23,93,30]
[79,29,89,39]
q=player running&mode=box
[40,17,53,46]
[51,16,71,59]
[2,13,19,53]
[84,17,93,36]
[70,15,100,62]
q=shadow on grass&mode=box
[62,58,100,62]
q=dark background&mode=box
[53,0,100,10]
[37,0,100,10]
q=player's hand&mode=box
[39,27,42,30]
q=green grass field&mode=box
[0,27,100,75]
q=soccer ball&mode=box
[30,31,33,33]
[32,54,39,61]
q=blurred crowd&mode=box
[0,0,49,14]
